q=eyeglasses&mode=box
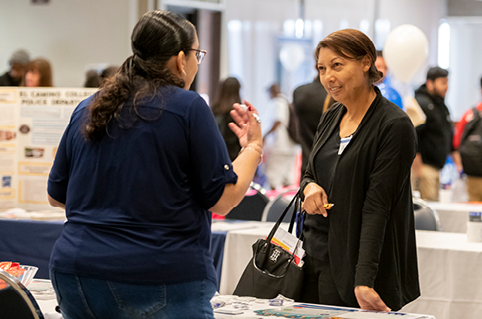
[185,48,207,64]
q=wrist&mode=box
[245,142,262,149]
[239,143,263,164]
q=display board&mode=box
[0,87,97,211]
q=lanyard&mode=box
[338,135,352,155]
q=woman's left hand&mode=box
[354,286,391,312]
[229,100,262,148]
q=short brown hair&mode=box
[315,29,382,86]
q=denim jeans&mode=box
[50,270,216,319]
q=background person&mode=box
[22,58,53,87]
[99,65,119,85]
[83,69,100,88]
[375,50,404,110]
[300,29,420,312]
[412,67,454,201]
[0,49,30,86]
[292,75,328,178]
[211,77,242,161]
[47,10,262,319]
[453,76,482,201]
[264,83,298,189]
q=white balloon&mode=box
[383,24,429,83]
[279,43,305,72]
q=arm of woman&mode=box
[47,122,71,209]
[354,116,416,311]
[300,112,330,216]
[48,194,66,209]
[303,182,329,217]
[209,101,263,215]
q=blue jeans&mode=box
[50,270,216,319]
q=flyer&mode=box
[0,87,97,211]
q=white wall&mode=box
[0,0,136,88]
[222,0,447,115]
[378,0,447,88]
[0,0,457,111]
[446,17,482,120]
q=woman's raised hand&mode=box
[229,100,262,148]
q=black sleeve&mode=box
[354,116,417,288]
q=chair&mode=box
[0,270,45,319]
[413,197,442,231]
[225,182,269,221]
[261,188,299,223]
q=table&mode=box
[0,219,228,282]
[36,292,435,319]
[220,227,482,319]
[213,301,435,319]
[219,223,278,295]
[400,231,482,319]
[0,219,64,279]
[37,298,62,319]
[427,202,482,233]
[0,218,267,289]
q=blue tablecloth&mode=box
[0,219,63,279]
[0,219,227,289]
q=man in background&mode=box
[292,76,327,178]
[263,84,298,189]
[413,67,454,201]
[453,76,482,201]
[0,49,30,86]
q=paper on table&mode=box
[337,311,432,318]
[29,279,56,300]
[256,304,433,319]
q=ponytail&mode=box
[84,10,195,140]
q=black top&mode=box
[414,84,453,169]
[293,78,328,176]
[301,87,420,311]
[0,72,20,86]
[304,124,341,261]
[215,112,241,161]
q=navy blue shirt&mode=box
[48,86,238,285]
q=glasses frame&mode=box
[185,48,207,64]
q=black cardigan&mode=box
[301,88,420,311]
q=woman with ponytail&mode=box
[47,10,262,319]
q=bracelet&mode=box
[245,142,262,149]
[239,144,263,164]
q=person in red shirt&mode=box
[453,76,482,201]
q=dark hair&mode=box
[426,66,448,81]
[314,29,382,86]
[23,58,53,87]
[480,76,482,89]
[269,83,281,97]
[211,77,242,116]
[100,66,119,83]
[84,70,100,88]
[85,10,196,140]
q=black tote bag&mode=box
[233,190,304,300]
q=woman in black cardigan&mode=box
[300,29,420,312]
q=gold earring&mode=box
[182,70,187,77]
